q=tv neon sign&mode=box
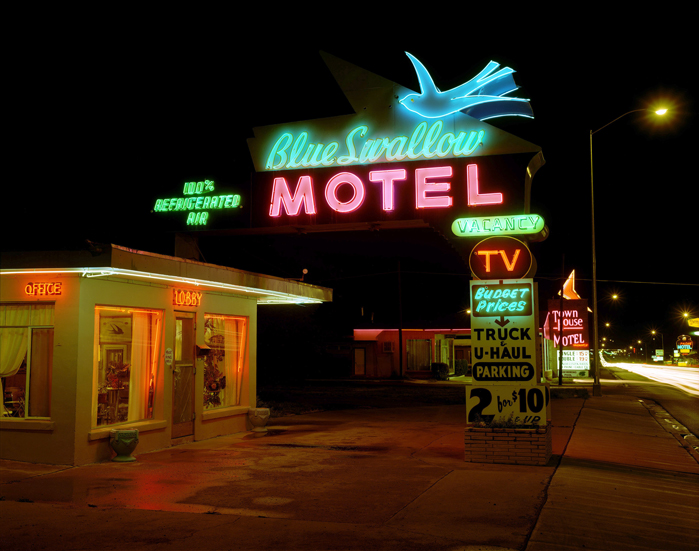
[153,180,241,226]
[452,214,544,237]
[269,163,501,217]
[469,237,533,280]
[265,120,485,171]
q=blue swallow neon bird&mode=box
[399,52,534,120]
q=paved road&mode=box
[613,362,699,396]
[601,362,699,438]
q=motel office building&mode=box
[0,245,330,466]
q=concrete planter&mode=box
[248,408,271,433]
[109,429,139,462]
[465,423,551,466]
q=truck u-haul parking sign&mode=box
[470,279,539,385]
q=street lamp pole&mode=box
[652,330,665,359]
[589,108,667,396]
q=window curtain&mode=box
[0,328,28,416]
[0,328,28,378]
[233,318,247,406]
[222,317,247,407]
[128,312,162,422]
[206,316,246,408]
[127,312,151,421]
[28,328,53,417]
[221,318,236,407]
[149,314,161,418]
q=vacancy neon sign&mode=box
[269,163,501,217]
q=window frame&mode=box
[0,302,54,420]
[203,313,249,410]
[92,304,164,429]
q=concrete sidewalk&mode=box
[1,394,698,551]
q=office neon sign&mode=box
[269,163,501,217]
[25,282,62,297]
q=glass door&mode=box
[172,313,195,439]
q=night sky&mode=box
[4,16,696,353]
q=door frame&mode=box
[172,311,196,440]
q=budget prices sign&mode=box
[470,279,538,385]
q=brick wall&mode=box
[464,423,552,466]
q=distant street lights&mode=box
[589,108,667,395]
[651,330,665,360]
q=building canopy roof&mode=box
[1,244,332,305]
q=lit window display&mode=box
[94,306,163,426]
[1,303,54,418]
[203,314,247,409]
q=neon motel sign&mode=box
[269,163,501,217]
[246,52,545,240]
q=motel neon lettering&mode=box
[268,163,502,216]
[265,121,485,171]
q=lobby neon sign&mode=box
[265,120,485,171]
[173,289,202,307]
[269,163,501,217]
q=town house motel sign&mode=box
[153,51,553,425]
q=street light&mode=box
[589,107,667,395]
[651,330,664,348]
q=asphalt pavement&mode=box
[1,384,698,551]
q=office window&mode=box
[95,306,162,426]
[1,303,54,418]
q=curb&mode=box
[639,398,699,465]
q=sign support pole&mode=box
[590,131,602,396]
[398,260,403,378]
[558,255,564,386]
